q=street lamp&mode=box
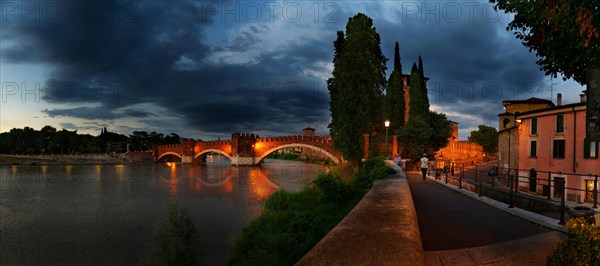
[252,144,255,165]
[385,120,390,158]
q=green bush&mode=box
[264,188,322,212]
[229,158,392,266]
[228,190,356,266]
[313,172,356,203]
[147,199,200,266]
[547,217,600,265]
[351,158,390,195]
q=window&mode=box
[553,139,565,158]
[531,118,537,135]
[584,138,598,159]
[503,118,510,129]
[556,114,564,133]
[530,141,537,157]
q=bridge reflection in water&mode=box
[155,158,320,200]
[0,159,323,265]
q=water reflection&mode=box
[40,165,48,177]
[0,159,323,265]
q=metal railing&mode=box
[430,161,599,225]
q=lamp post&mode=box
[385,120,390,158]
[252,144,255,165]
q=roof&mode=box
[303,127,316,131]
[517,102,585,117]
[502,97,555,106]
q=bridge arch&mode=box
[256,143,341,165]
[157,152,182,161]
[194,149,233,161]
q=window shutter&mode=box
[584,138,590,158]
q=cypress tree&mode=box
[408,63,427,119]
[394,42,402,73]
[328,13,387,164]
[327,31,346,145]
[384,42,405,131]
[418,55,429,111]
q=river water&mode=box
[0,159,323,265]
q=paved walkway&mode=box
[424,231,564,265]
[406,171,567,265]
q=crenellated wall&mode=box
[156,132,343,165]
[435,140,484,164]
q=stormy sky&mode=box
[0,0,585,140]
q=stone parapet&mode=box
[296,168,424,266]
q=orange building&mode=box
[512,91,599,202]
[497,97,556,173]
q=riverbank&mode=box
[266,153,330,165]
[229,158,394,265]
[0,154,130,165]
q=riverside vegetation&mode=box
[147,199,200,266]
[228,158,395,265]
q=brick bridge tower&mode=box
[180,138,196,163]
[231,133,257,165]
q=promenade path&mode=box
[406,172,566,265]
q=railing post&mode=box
[478,178,483,197]
[459,164,463,189]
[559,178,566,225]
[547,171,552,200]
[475,165,478,183]
[514,171,519,194]
[593,175,598,209]
[445,167,448,184]
[509,168,514,208]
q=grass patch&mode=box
[228,158,391,266]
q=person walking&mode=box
[421,153,429,181]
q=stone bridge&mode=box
[156,133,344,166]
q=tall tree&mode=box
[490,0,599,85]
[428,111,452,152]
[399,115,431,160]
[384,42,405,131]
[408,63,427,120]
[468,125,498,153]
[328,13,388,164]
[418,55,429,110]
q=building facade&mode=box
[497,97,555,173]
[499,92,600,203]
[434,121,485,165]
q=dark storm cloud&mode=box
[2,0,332,137]
[59,122,102,132]
[43,106,117,120]
[2,0,552,138]
[367,2,546,130]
